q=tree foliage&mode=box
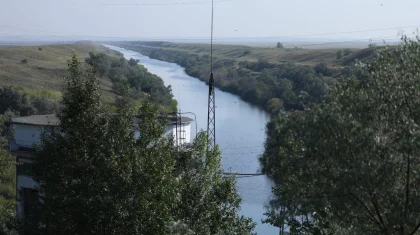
[86,52,174,107]
[0,150,17,235]
[260,36,420,234]
[336,50,342,59]
[266,98,283,114]
[343,49,352,56]
[32,53,254,234]
[0,86,59,117]
[174,133,255,234]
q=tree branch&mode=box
[404,152,410,233]
[409,218,420,235]
[371,194,389,235]
[348,191,382,228]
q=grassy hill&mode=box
[0,42,176,113]
[0,42,118,99]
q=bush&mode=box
[336,50,342,59]
[31,97,60,114]
[314,62,331,76]
[128,58,139,66]
[242,50,251,56]
[343,48,352,56]
[20,59,27,64]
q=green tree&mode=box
[128,58,139,66]
[174,133,256,235]
[31,97,59,114]
[314,62,330,76]
[85,52,110,77]
[266,98,283,114]
[33,53,178,234]
[277,42,284,48]
[336,50,342,59]
[0,87,31,116]
[260,36,420,234]
[33,52,254,234]
[0,150,17,235]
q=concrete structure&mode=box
[7,114,193,230]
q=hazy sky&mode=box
[1,0,420,41]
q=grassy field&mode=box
[0,41,119,100]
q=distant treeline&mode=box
[115,42,367,114]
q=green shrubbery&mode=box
[86,52,174,108]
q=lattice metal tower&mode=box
[207,73,216,150]
[207,0,216,151]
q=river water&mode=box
[104,45,278,235]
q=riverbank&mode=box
[112,41,376,114]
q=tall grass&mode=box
[11,85,62,100]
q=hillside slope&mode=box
[0,42,176,112]
[0,42,117,98]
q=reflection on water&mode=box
[104,45,279,235]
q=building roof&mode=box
[154,114,194,124]
[9,114,194,127]
[10,114,59,126]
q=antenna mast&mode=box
[207,0,216,151]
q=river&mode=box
[104,45,278,235]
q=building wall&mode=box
[182,124,191,144]
[169,123,191,146]
[13,124,44,147]
[12,125,42,220]
[135,123,191,145]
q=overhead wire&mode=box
[221,153,261,156]
[100,0,232,6]
[221,145,264,150]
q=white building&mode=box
[7,114,193,230]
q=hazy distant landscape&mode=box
[0,34,401,48]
